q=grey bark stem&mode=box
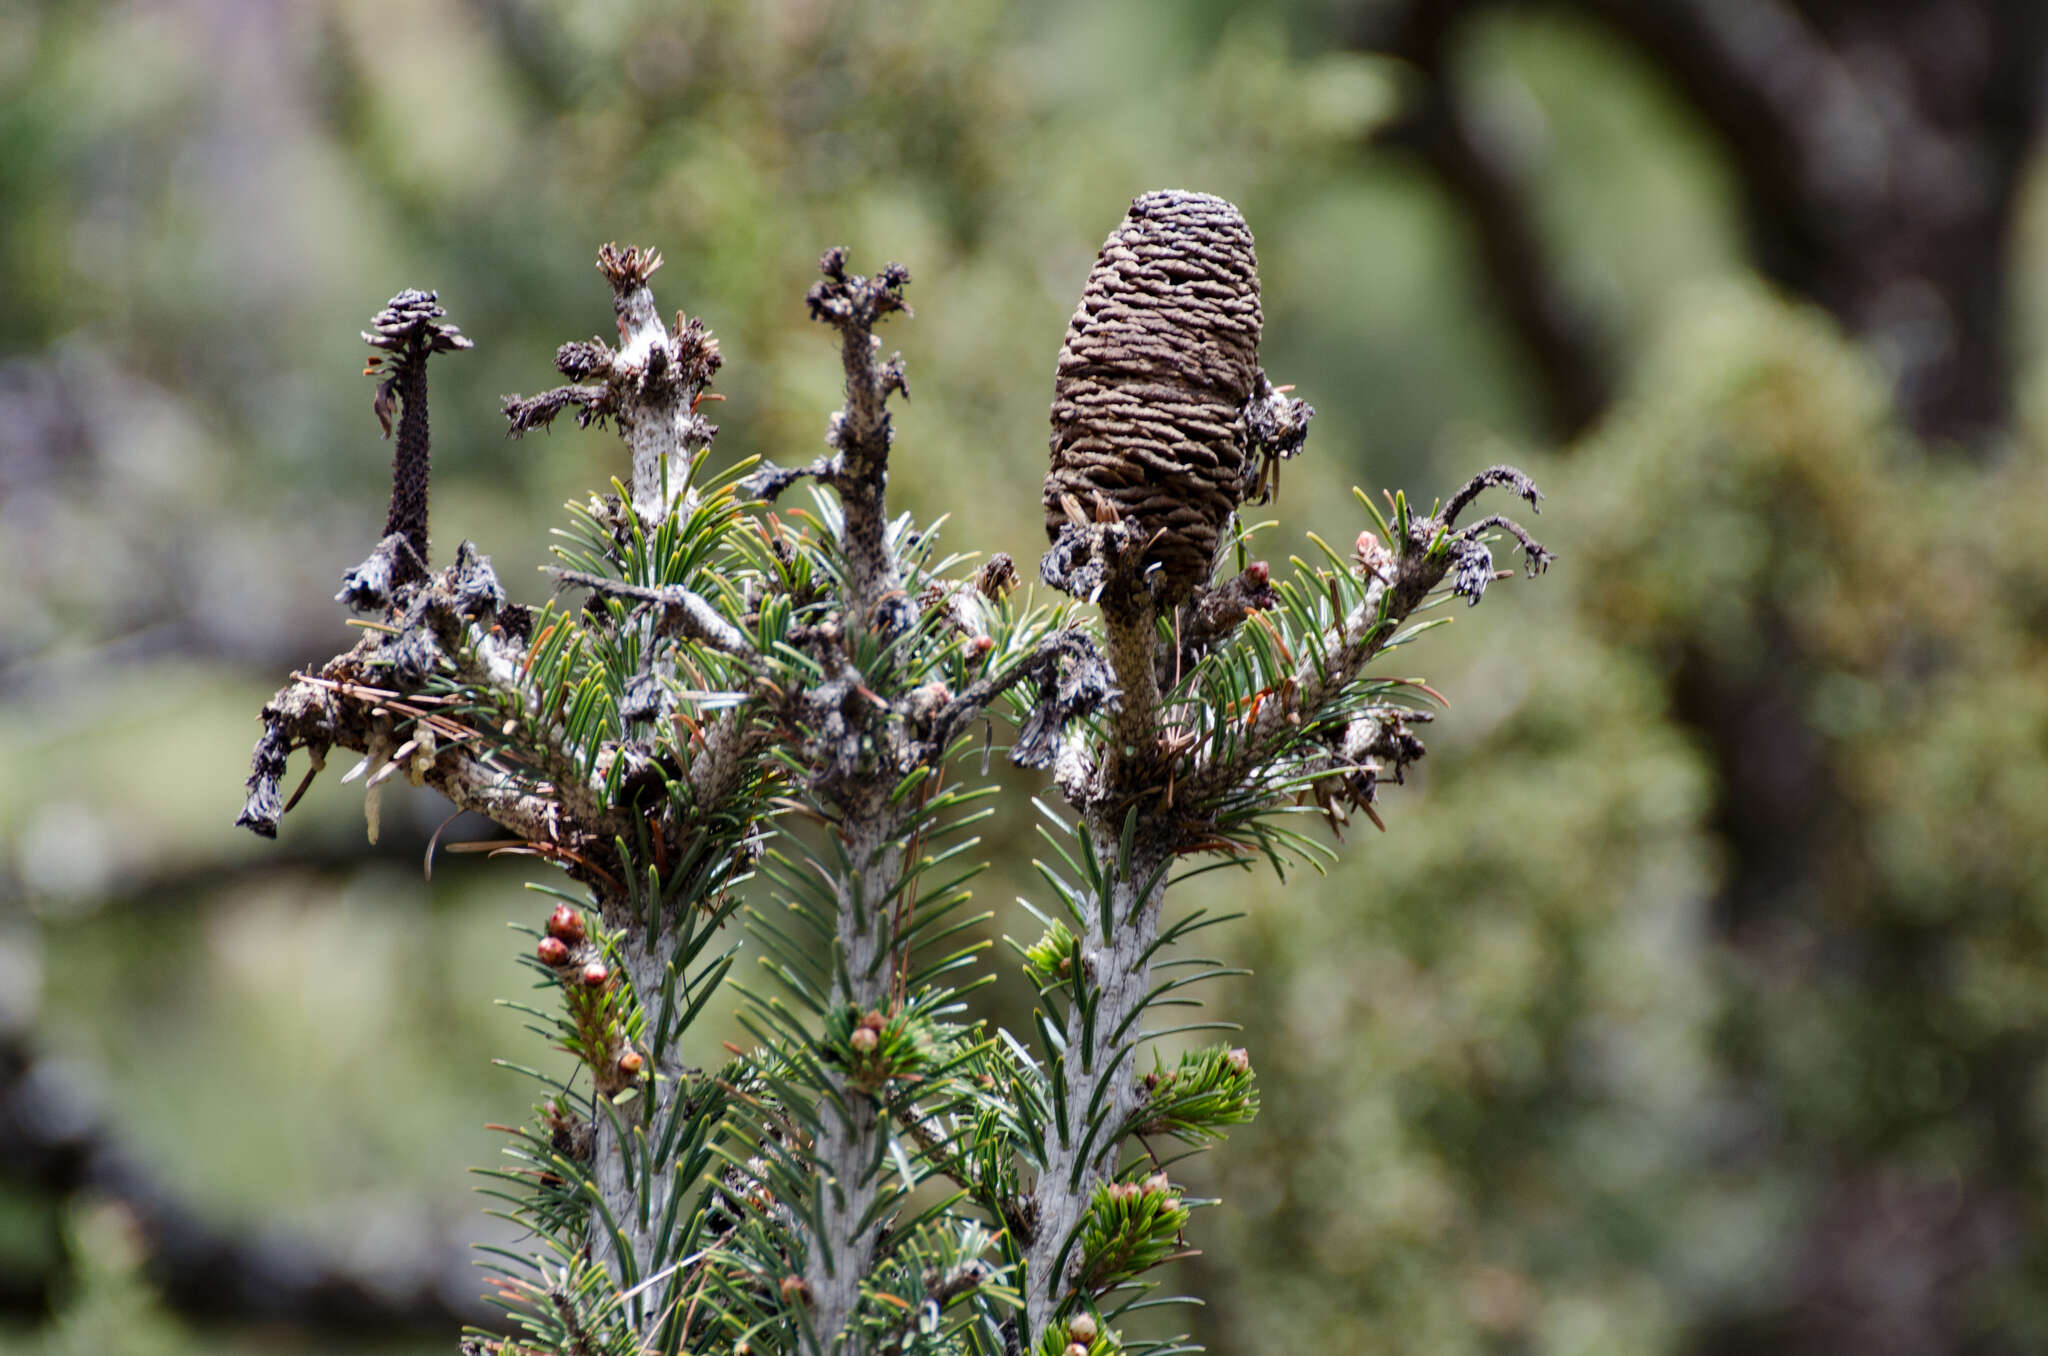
[830,323,902,633]
[591,927,667,1301]
[805,250,911,634]
[1020,560,1173,1337]
[802,790,909,1352]
[789,251,917,1351]
[1023,835,1172,1337]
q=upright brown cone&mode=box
[1044,190,1262,605]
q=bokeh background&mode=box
[6,1,2048,1353]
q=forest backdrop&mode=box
[6,1,2048,1353]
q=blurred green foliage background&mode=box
[5,1,2048,1353]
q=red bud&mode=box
[536,936,570,966]
[618,1050,644,1076]
[581,961,610,988]
[1244,560,1269,586]
[546,904,587,944]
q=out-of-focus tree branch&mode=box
[0,1025,490,1336]
[1351,0,2048,447]
[3,811,511,921]
[1364,0,1616,441]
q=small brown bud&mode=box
[618,1050,644,1076]
[858,1010,887,1032]
[1225,1047,1251,1075]
[1066,1344,1090,1356]
[905,680,952,722]
[546,904,587,944]
[779,1275,810,1306]
[971,635,996,656]
[1067,1313,1099,1344]
[536,936,570,966]
[975,553,1020,599]
[581,961,610,988]
[849,1027,879,1055]
[1355,530,1393,577]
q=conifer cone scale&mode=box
[1044,190,1262,604]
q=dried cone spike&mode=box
[1045,190,1262,604]
[363,289,471,575]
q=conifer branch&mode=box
[1020,832,1174,1336]
[237,195,1547,1356]
[547,569,758,661]
[1184,468,1550,805]
[799,248,915,637]
[503,245,723,525]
